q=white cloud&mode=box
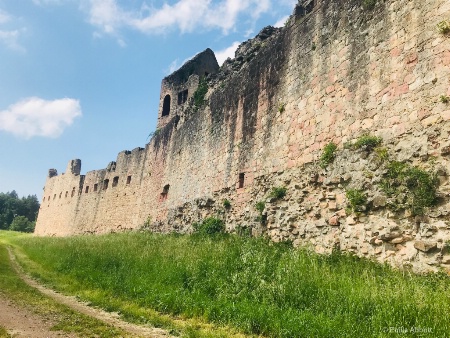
[0,97,82,139]
[83,0,272,41]
[214,41,240,65]
[274,15,289,28]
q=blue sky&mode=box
[0,0,295,198]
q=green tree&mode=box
[0,191,40,232]
[9,216,35,233]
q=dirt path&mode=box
[5,248,173,338]
[0,294,77,337]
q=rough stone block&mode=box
[414,241,437,252]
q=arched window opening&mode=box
[162,95,171,116]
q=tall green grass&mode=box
[12,232,450,337]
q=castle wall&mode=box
[35,0,450,272]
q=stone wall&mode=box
[35,0,450,272]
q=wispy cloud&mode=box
[215,41,240,65]
[83,0,271,43]
[0,9,26,51]
[166,59,182,75]
[32,0,65,5]
[0,97,82,139]
[0,9,11,24]
[274,15,289,28]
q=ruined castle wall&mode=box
[156,0,449,214]
[37,171,83,236]
[35,0,450,272]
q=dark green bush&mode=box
[255,201,265,213]
[380,161,438,215]
[319,142,338,168]
[192,217,225,236]
[268,187,287,200]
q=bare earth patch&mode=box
[0,294,76,337]
[6,248,173,338]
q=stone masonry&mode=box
[35,0,450,273]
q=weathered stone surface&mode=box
[414,241,438,252]
[372,195,387,209]
[328,216,339,226]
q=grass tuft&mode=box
[352,134,382,151]
[319,142,338,168]
[268,187,287,200]
[346,189,367,213]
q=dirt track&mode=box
[0,294,77,337]
[0,248,172,338]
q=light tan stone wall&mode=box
[35,0,450,272]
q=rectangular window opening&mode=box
[177,89,188,105]
[85,186,89,193]
[126,175,131,185]
[238,173,245,188]
[112,176,119,187]
[160,184,170,201]
[94,184,98,192]
[103,179,109,190]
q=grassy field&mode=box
[7,230,450,337]
[0,231,125,337]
